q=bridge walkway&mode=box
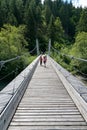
[8,58,87,130]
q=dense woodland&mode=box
[0,0,87,87]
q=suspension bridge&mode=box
[0,39,87,130]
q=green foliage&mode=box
[0,0,83,45]
[70,32,87,74]
[44,0,52,25]
[71,32,87,58]
[24,0,43,51]
[47,15,55,44]
[21,54,36,66]
[51,31,87,75]
[0,24,35,81]
[76,8,87,33]
[47,16,65,45]
[54,17,65,44]
[0,0,87,78]
[0,24,27,60]
[59,1,75,40]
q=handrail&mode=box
[0,56,39,130]
[50,56,87,122]
[51,45,87,62]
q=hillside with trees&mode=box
[0,0,87,88]
[0,0,82,47]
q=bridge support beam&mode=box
[48,39,51,56]
[36,39,39,56]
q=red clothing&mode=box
[43,55,47,63]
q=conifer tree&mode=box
[77,8,87,33]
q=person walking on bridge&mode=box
[43,54,47,67]
[39,55,43,66]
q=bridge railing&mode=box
[50,56,87,122]
[0,56,39,130]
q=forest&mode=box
[0,0,87,89]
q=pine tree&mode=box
[24,0,42,50]
[47,15,55,44]
[77,8,87,33]
[54,17,65,44]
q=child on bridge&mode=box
[43,55,47,67]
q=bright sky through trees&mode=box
[70,0,87,7]
[41,0,87,8]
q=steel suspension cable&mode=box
[0,56,21,68]
[29,46,37,54]
[0,71,15,81]
[51,45,87,76]
[0,45,37,71]
[0,56,21,71]
[74,67,87,77]
[51,45,87,62]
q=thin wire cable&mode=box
[51,45,87,62]
[0,45,36,70]
[0,56,21,65]
[29,46,36,53]
[0,56,21,71]
[51,45,87,76]
[51,46,60,54]
[0,45,37,68]
[0,71,15,81]
[74,67,87,77]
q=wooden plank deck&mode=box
[8,58,87,130]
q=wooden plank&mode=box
[8,126,87,130]
[19,104,76,107]
[10,121,87,126]
[15,109,79,113]
[12,117,84,122]
[15,112,80,116]
[17,107,77,110]
[13,115,83,119]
